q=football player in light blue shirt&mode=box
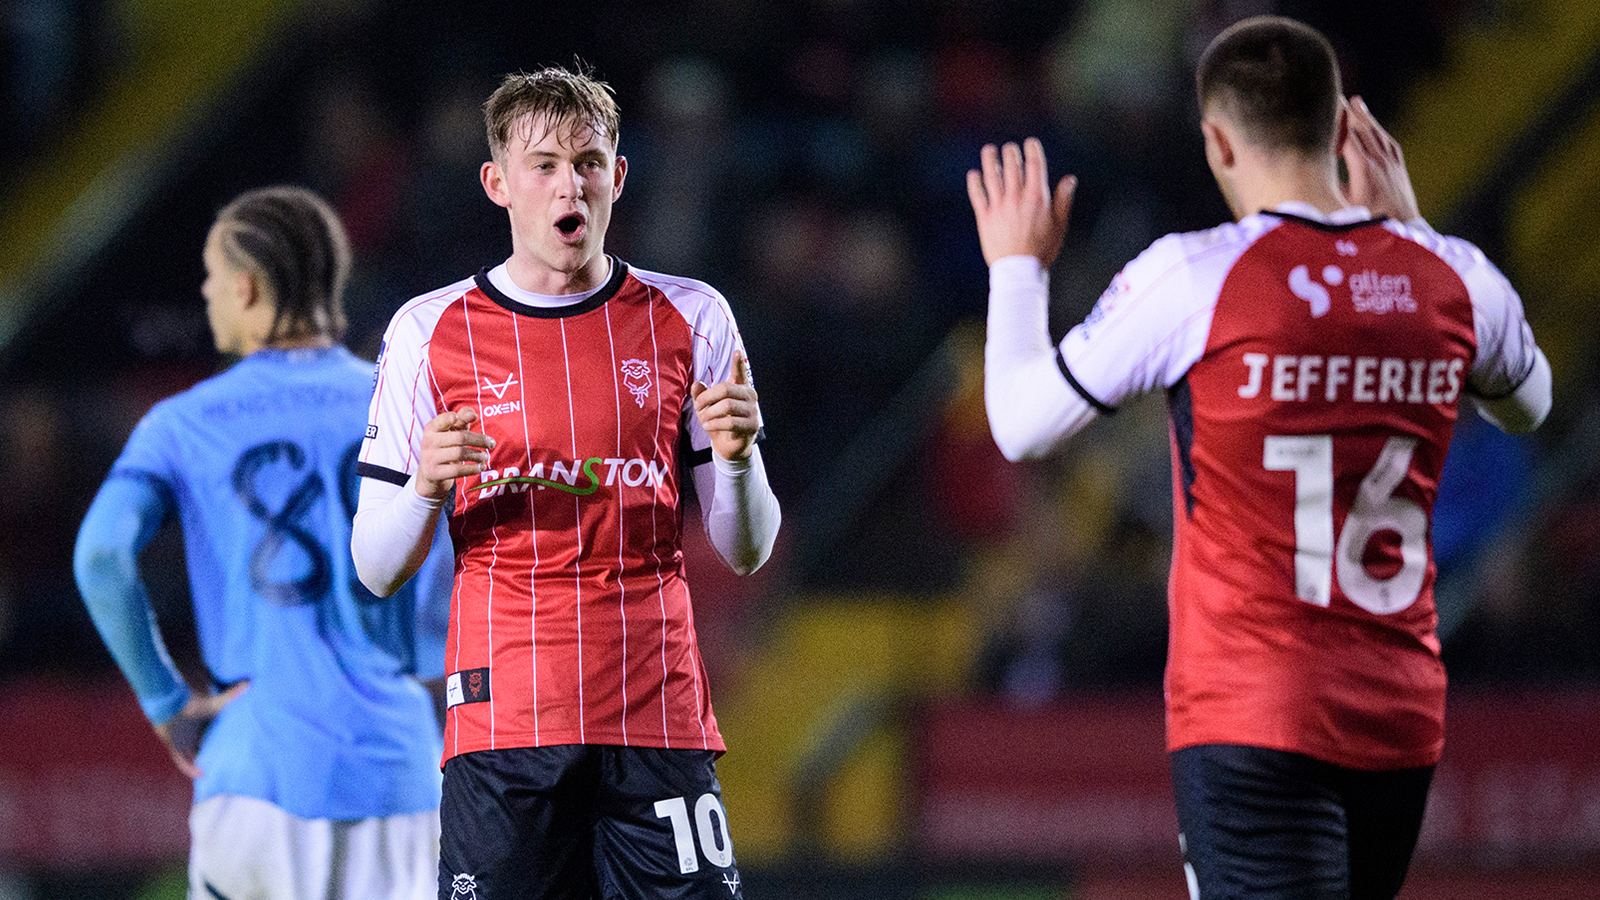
[74,186,451,899]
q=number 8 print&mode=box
[654,793,735,874]
[1263,434,1429,615]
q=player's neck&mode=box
[1232,156,1347,220]
[506,251,610,296]
[262,334,335,351]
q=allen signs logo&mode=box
[1289,263,1418,318]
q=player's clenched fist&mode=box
[967,137,1078,268]
[416,406,496,499]
[691,351,759,462]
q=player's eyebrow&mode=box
[524,148,610,164]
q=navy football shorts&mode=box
[439,745,743,900]
[1171,744,1433,900]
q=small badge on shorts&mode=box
[450,874,478,900]
[446,668,491,708]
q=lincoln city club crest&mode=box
[621,358,652,408]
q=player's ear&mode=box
[236,268,261,308]
[612,155,627,201]
[481,160,510,209]
[1201,118,1235,171]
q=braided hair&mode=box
[213,185,352,344]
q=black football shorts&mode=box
[439,745,744,900]
[1171,743,1433,900]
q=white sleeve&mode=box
[691,444,780,575]
[1475,345,1551,434]
[985,229,1242,461]
[1454,240,1550,433]
[1405,223,1551,434]
[661,274,779,574]
[983,255,1097,461]
[351,474,445,597]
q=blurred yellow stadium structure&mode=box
[1399,0,1600,387]
[715,595,979,862]
[0,0,302,347]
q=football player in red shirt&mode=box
[353,66,780,900]
[970,16,1549,900]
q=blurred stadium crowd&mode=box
[0,0,1596,719]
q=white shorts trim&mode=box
[188,794,438,900]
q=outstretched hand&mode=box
[967,137,1077,267]
[417,407,495,499]
[691,351,760,462]
[1340,95,1421,222]
[154,681,248,779]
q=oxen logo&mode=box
[482,372,518,400]
[467,671,483,699]
[451,874,478,900]
[621,359,652,407]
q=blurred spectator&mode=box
[0,386,102,675]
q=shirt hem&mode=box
[1167,733,1442,771]
[443,728,727,762]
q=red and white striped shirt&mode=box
[1050,205,1541,769]
[359,258,748,760]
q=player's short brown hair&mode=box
[215,185,350,343]
[483,65,620,161]
[1196,16,1341,154]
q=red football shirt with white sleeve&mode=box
[359,258,748,761]
[1057,204,1540,769]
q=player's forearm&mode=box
[696,445,781,575]
[352,475,444,596]
[984,255,1097,460]
[73,480,191,724]
[1476,346,1552,434]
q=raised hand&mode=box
[417,407,495,499]
[155,681,249,779]
[1340,95,1420,222]
[691,351,760,462]
[967,137,1077,267]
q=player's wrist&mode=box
[144,684,193,727]
[409,473,450,505]
[990,254,1047,280]
[713,445,755,472]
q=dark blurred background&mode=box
[1,1,1597,898]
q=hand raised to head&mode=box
[1340,96,1421,222]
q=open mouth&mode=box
[555,214,584,240]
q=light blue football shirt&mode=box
[94,346,449,820]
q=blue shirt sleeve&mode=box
[73,472,192,726]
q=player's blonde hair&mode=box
[483,65,620,161]
[214,185,351,344]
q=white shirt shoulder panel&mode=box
[359,277,475,481]
[1060,216,1279,407]
[629,267,751,452]
[1382,219,1539,398]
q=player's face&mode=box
[481,112,626,293]
[201,223,249,355]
